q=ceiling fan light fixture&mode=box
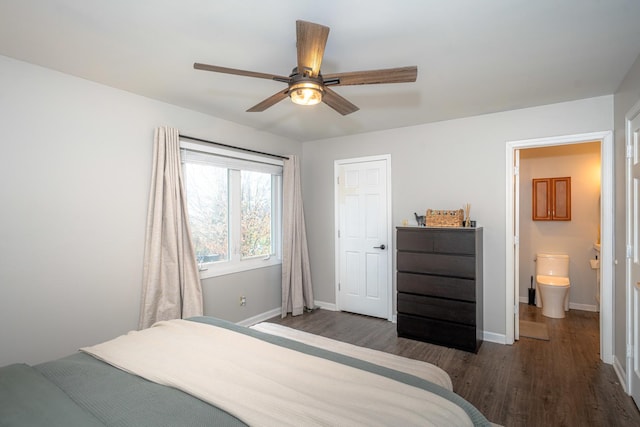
[289,82,323,106]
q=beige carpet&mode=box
[520,320,550,341]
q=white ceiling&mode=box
[1,0,639,142]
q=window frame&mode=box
[180,139,283,279]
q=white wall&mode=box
[518,143,601,310]
[0,55,300,366]
[302,95,613,339]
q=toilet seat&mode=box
[536,275,570,287]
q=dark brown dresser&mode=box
[396,227,483,353]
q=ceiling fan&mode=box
[194,20,418,115]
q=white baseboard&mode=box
[484,331,507,344]
[237,307,281,327]
[239,301,337,327]
[518,296,598,312]
[313,300,337,311]
[569,302,598,312]
[613,355,629,394]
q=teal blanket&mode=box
[0,363,104,427]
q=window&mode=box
[181,141,283,278]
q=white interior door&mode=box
[336,157,390,319]
[628,109,640,406]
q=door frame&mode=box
[514,149,520,340]
[505,131,614,364]
[334,154,394,321]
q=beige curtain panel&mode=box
[139,127,203,329]
[282,155,314,317]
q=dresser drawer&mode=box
[397,272,475,301]
[397,293,476,325]
[397,314,480,353]
[397,252,476,279]
[397,229,476,255]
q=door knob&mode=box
[374,244,386,250]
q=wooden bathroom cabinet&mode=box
[532,177,571,221]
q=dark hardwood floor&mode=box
[266,304,640,427]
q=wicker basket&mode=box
[425,209,464,227]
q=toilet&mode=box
[535,253,571,318]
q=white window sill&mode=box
[198,257,282,279]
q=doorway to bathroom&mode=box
[505,131,614,364]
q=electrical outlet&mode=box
[240,296,246,306]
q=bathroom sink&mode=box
[590,259,600,269]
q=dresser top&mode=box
[397,226,482,231]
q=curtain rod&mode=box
[180,134,289,160]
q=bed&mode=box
[0,316,494,426]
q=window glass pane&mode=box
[241,170,272,258]
[180,143,283,277]
[184,162,229,262]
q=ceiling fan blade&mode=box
[296,20,330,78]
[323,66,417,86]
[194,63,290,82]
[322,87,359,115]
[246,89,290,112]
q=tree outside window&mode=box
[181,146,282,278]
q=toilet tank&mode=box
[536,253,569,277]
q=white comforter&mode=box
[250,322,453,390]
[82,319,473,427]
